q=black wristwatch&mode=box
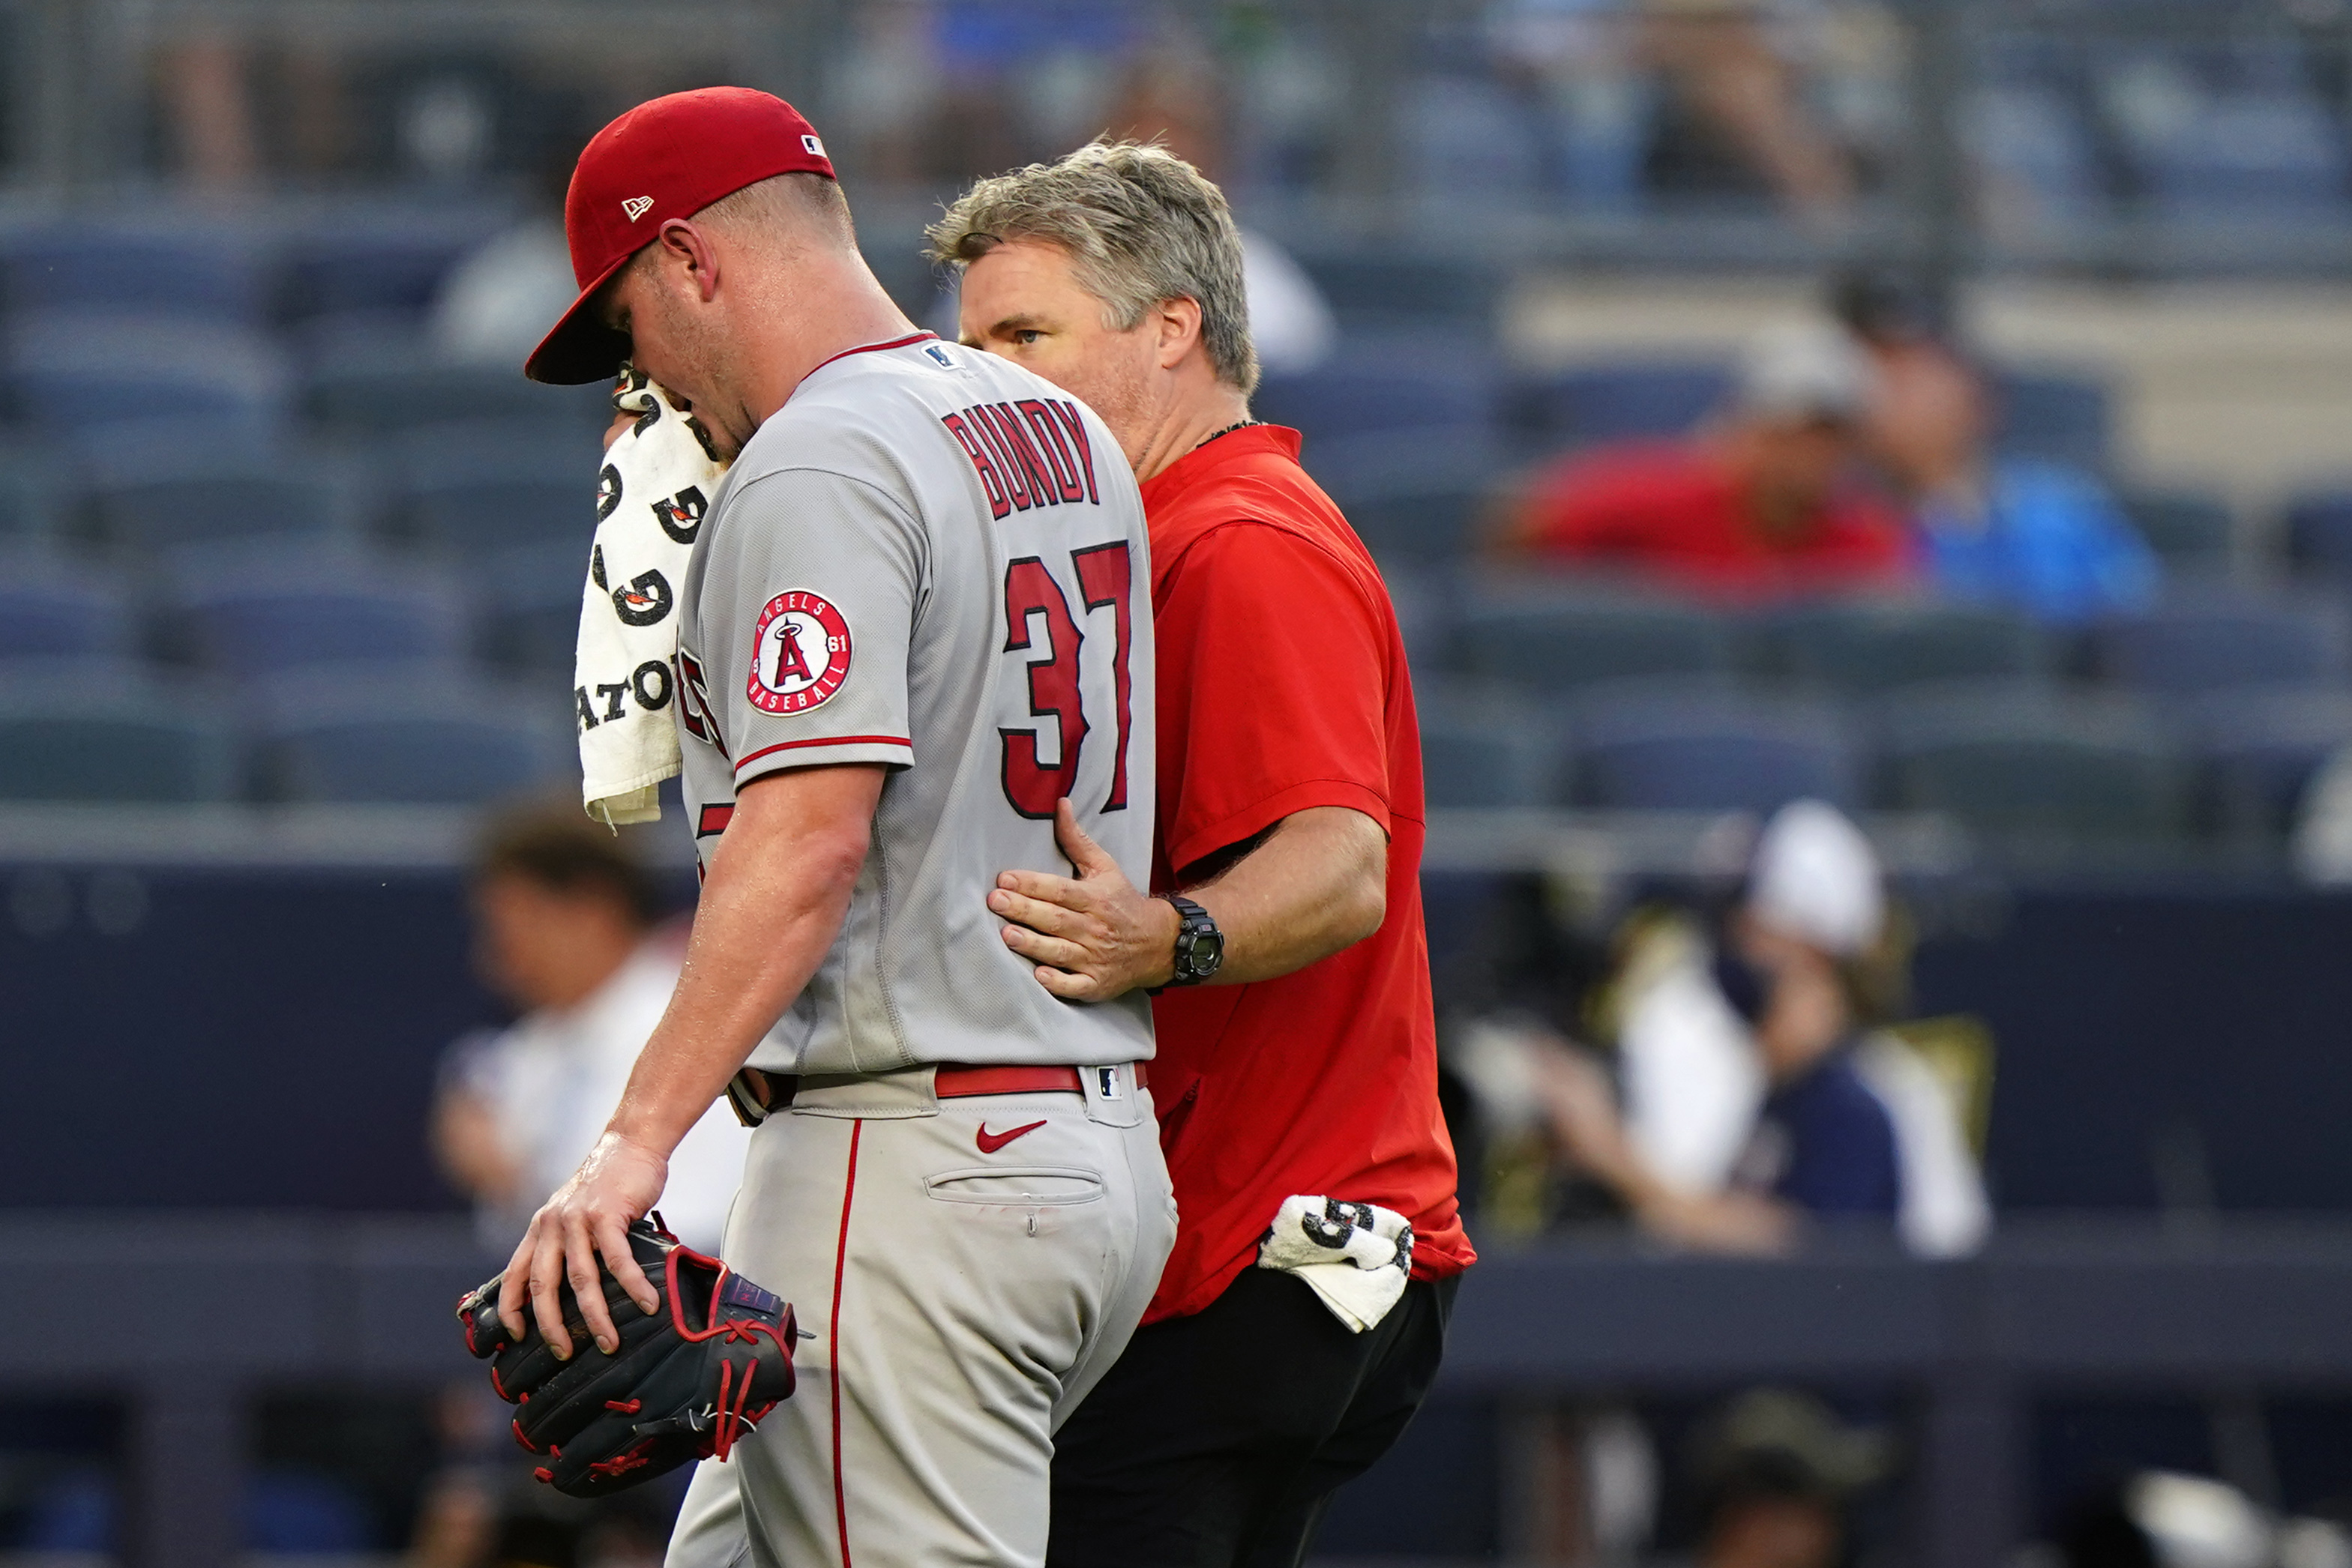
[1158,895,1226,989]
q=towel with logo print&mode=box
[576,369,730,825]
[457,1216,797,1498]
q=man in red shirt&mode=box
[1499,322,1916,599]
[931,143,1475,1565]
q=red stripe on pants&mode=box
[830,1120,862,1567]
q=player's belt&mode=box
[728,1061,1147,1121]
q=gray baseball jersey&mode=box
[672,334,1155,1076]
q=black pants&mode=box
[1047,1267,1458,1568]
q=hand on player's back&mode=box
[989,799,1177,1001]
[498,1131,670,1358]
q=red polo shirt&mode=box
[1139,424,1474,1324]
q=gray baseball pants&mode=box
[664,1061,1173,1568]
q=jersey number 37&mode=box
[1000,542,1134,819]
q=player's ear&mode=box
[1153,295,1204,371]
[658,220,724,304]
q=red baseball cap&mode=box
[524,87,836,385]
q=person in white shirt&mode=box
[431,802,746,1254]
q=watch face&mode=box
[1193,929,1227,973]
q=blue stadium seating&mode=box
[0,666,238,802]
[480,541,589,672]
[2091,591,2348,694]
[1877,684,2188,845]
[2117,486,2235,572]
[2283,489,2352,583]
[253,672,571,804]
[1570,690,1856,813]
[2093,40,2348,217]
[1414,681,1565,809]
[1965,73,2111,223]
[1452,587,1732,690]
[1,229,262,322]
[276,229,470,322]
[2183,686,2352,839]
[1314,435,1494,563]
[1399,76,1545,210]
[1254,351,1500,448]
[304,358,604,435]
[1512,363,1730,455]
[1300,253,1506,337]
[154,546,470,675]
[0,563,131,657]
[1991,370,2111,473]
[1757,597,2046,696]
[86,457,346,552]
[7,314,288,438]
[390,423,602,549]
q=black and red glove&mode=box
[457,1217,797,1498]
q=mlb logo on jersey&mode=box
[749,589,852,715]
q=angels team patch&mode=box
[749,590,852,714]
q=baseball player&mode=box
[499,88,1172,1568]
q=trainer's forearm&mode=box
[1184,806,1387,986]
[605,764,882,1156]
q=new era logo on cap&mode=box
[622,196,654,222]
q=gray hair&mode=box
[927,141,1259,395]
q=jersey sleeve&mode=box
[1155,522,1395,875]
[706,465,921,785]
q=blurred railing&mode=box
[13,1213,2352,1568]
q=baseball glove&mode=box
[457,1216,798,1498]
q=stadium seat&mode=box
[1414,681,1565,809]
[2117,486,2235,571]
[1511,363,1730,456]
[2282,489,2352,583]
[8,314,288,438]
[1253,351,1500,449]
[386,422,604,549]
[1399,76,1544,213]
[2182,686,2352,839]
[153,546,471,675]
[1877,684,2188,845]
[253,672,571,804]
[480,541,589,673]
[0,453,63,536]
[2091,591,2348,694]
[1452,587,1732,690]
[0,669,238,802]
[0,562,132,657]
[277,229,472,322]
[86,458,345,552]
[1756,598,2046,696]
[1991,369,2111,473]
[304,358,604,435]
[1299,252,1506,338]
[1314,435,1494,563]
[2093,40,2348,217]
[1,229,262,322]
[1570,690,1857,812]
[1964,79,2111,224]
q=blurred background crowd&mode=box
[8,1,2352,1566]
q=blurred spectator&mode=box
[1496,320,1914,599]
[1679,1389,1890,1568]
[431,802,744,1253]
[1455,801,1989,1255]
[1837,274,2160,624]
[160,34,260,190]
[1104,49,1338,373]
[432,157,578,368]
[1492,0,1860,221]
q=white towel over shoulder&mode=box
[576,373,730,826]
[1257,1195,1416,1333]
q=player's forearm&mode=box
[1184,806,1387,986]
[606,765,880,1155]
